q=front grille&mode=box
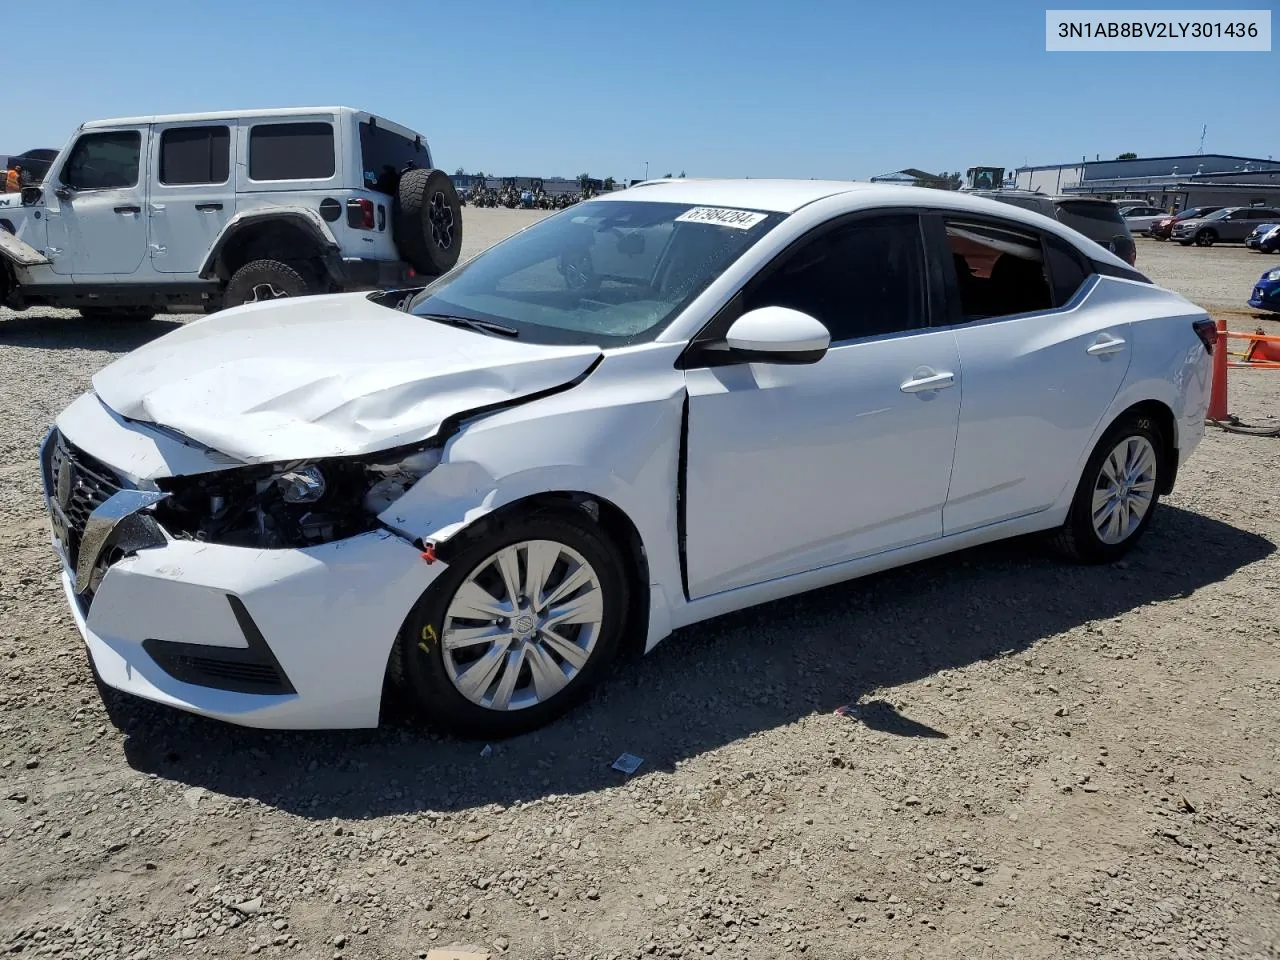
[46,432,128,570]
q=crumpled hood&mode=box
[92,293,601,463]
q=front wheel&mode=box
[1050,416,1164,563]
[1194,230,1216,247]
[395,510,630,738]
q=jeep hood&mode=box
[91,293,601,464]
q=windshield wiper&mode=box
[420,314,519,338]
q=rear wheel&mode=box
[78,307,155,322]
[223,259,316,307]
[395,510,629,739]
[1050,415,1164,563]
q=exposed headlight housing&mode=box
[154,445,442,548]
[1266,269,1280,282]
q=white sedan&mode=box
[42,180,1214,736]
[1119,204,1169,234]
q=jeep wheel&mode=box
[395,168,463,277]
[79,307,156,322]
[224,259,316,307]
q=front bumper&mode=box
[1248,281,1280,312]
[41,428,444,729]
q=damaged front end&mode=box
[153,444,443,549]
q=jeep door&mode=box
[148,122,235,274]
[44,128,149,276]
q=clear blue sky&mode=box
[9,0,1271,181]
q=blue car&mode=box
[1248,266,1280,313]
[1246,223,1280,251]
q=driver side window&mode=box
[62,131,142,190]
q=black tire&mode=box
[394,509,629,739]
[78,307,156,322]
[394,168,463,277]
[1194,230,1216,247]
[223,259,316,308]
[1049,415,1165,564]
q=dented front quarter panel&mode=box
[379,343,689,651]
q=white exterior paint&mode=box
[44,179,1213,730]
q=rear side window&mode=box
[248,122,335,181]
[62,131,141,190]
[159,126,230,185]
[359,122,428,194]
[744,214,926,342]
[1044,234,1091,306]
[945,219,1052,320]
[1053,200,1126,238]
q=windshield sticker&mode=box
[675,207,768,230]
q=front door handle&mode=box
[195,202,223,212]
[114,205,141,215]
[900,370,956,394]
[1086,334,1127,357]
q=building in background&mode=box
[1012,154,1280,210]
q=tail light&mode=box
[346,198,375,230]
[1192,318,1217,354]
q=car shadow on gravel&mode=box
[0,311,183,351]
[114,504,1273,820]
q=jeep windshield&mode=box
[404,200,786,346]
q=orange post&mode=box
[1208,316,1229,421]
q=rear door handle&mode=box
[195,202,223,212]
[1086,334,1127,357]
[114,205,141,215]
[900,371,956,394]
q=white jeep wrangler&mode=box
[0,106,463,320]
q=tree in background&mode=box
[454,167,464,176]
[663,172,673,178]
[927,171,965,190]
[1116,152,1138,160]
[578,173,592,190]
[679,170,686,178]
[603,177,616,190]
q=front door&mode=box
[938,216,1132,534]
[147,121,235,273]
[44,128,149,276]
[682,213,963,599]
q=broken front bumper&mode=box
[40,429,445,730]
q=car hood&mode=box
[92,293,602,463]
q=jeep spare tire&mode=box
[395,168,463,277]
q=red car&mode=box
[1149,206,1222,241]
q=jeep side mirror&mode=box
[54,185,74,202]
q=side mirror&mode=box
[54,185,74,202]
[716,306,830,365]
[20,186,42,206]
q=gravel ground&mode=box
[2,210,1279,960]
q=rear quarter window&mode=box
[248,122,335,181]
[1053,200,1127,241]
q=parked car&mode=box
[40,180,1211,735]
[1149,206,1223,241]
[971,190,1138,265]
[1245,223,1280,251]
[0,107,463,321]
[1173,206,1280,246]
[1119,204,1169,235]
[1248,266,1280,313]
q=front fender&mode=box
[199,207,340,279]
[376,348,689,651]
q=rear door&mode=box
[937,215,1131,534]
[148,121,235,274]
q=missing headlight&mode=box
[154,445,441,549]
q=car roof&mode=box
[79,107,425,142]
[588,179,1135,269]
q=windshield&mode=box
[406,200,786,345]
